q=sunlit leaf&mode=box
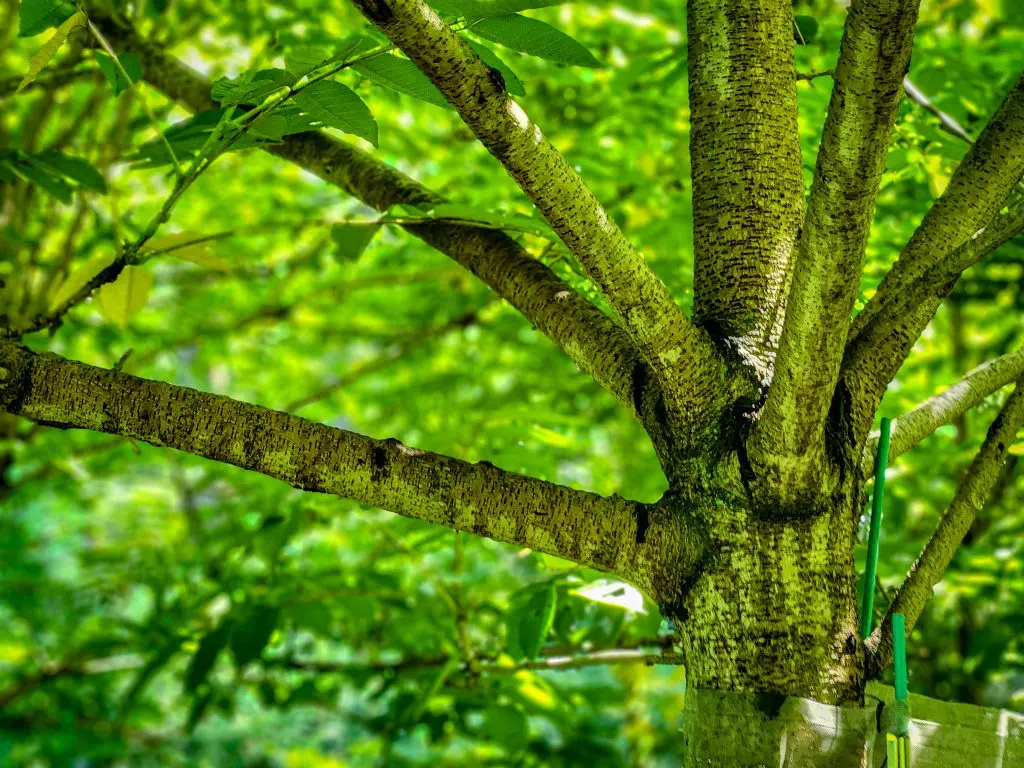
[142,232,230,271]
[98,265,153,327]
[16,11,84,93]
[49,252,115,310]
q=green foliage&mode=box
[17,0,75,37]
[292,80,379,146]
[507,582,557,660]
[471,14,603,68]
[352,55,452,109]
[95,51,143,96]
[1,0,1023,765]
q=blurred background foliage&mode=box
[1,0,1022,764]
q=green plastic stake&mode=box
[860,416,892,639]
[893,612,908,702]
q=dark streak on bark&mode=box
[634,503,650,544]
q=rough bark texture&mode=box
[672,459,864,704]
[0,342,703,604]
[3,3,1022,763]
[348,0,744,462]
[687,0,804,381]
[750,0,921,512]
[89,14,649,423]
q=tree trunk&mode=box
[662,464,871,765]
[681,688,878,767]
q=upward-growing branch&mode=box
[687,0,804,380]
[750,0,920,508]
[842,75,1024,446]
[865,372,1024,677]
[0,342,706,605]
[349,0,734,451]
[87,13,649,424]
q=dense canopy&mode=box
[1,0,1023,765]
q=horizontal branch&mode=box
[0,343,705,603]
[350,0,731,447]
[863,347,1024,473]
[750,0,920,507]
[864,372,1024,677]
[88,15,647,420]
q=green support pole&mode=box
[860,416,892,639]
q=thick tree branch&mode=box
[842,191,1024,448]
[687,0,804,379]
[349,0,733,449]
[0,342,705,604]
[751,0,920,507]
[864,373,1024,678]
[88,15,647,422]
[852,73,1024,339]
[863,347,1024,474]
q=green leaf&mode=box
[507,584,556,660]
[571,578,646,613]
[184,622,232,692]
[210,68,295,106]
[794,15,819,45]
[18,0,75,37]
[468,41,526,96]
[16,11,84,92]
[98,265,153,327]
[331,222,380,261]
[9,155,72,202]
[49,252,115,310]
[481,704,529,753]
[95,51,143,96]
[471,14,602,68]
[353,55,452,109]
[129,109,270,167]
[288,603,333,636]
[229,604,279,668]
[432,0,563,20]
[285,35,375,75]
[293,80,378,146]
[142,232,230,271]
[26,150,107,193]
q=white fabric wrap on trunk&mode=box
[681,685,1023,767]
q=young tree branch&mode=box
[0,342,705,605]
[852,73,1024,339]
[87,14,648,423]
[864,372,1024,677]
[842,191,1024,448]
[750,0,921,507]
[687,0,804,379]
[863,347,1024,474]
[348,0,733,448]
